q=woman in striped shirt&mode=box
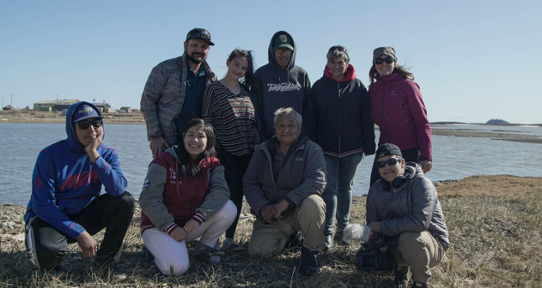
[202,49,260,251]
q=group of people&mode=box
[23,27,449,288]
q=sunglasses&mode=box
[376,157,401,168]
[375,57,395,65]
[75,119,102,130]
[328,46,347,53]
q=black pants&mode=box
[369,147,420,187]
[218,146,253,239]
[25,192,135,268]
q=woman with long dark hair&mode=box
[139,118,236,276]
[201,49,260,251]
[368,46,433,185]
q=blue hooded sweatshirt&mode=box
[24,101,127,240]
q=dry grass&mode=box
[1,175,542,287]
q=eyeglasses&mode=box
[376,157,401,168]
[375,57,395,65]
[75,119,102,130]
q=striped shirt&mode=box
[202,81,260,156]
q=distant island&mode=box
[486,119,510,125]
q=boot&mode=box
[298,246,318,276]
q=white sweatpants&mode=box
[142,200,236,276]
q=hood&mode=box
[324,64,356,83]
[66,101,104,154]
[393,162,422,190]
[268,31,297,71]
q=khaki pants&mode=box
[392,231,446,283]
[248,195,326,258]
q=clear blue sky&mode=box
[2,0,541,124]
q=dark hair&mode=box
[227,49,255,93]
[368,63,415,86]
[177,118,216,178]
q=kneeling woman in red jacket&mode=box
[140,118,236,276]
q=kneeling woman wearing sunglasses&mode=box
[368,46,433,185]
[139,118,236,276]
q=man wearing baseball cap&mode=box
[141,28,218,158]
[365,143,449,288]
[24,101,134,282]
[252,31,311,141]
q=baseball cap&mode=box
[186,28,215,46]
[72,104,103,122]
[272,32,294,51]
[376,143,402,159]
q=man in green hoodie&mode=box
[252,31,311,141]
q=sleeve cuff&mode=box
[192,212,204,224]
[165,222,178,235]
[284,196,296,208]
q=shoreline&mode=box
[3,111,541,144]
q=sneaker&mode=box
[212,242,225,256]
[397,266,411,287]
[193,247,221,265]
[298,246,318,276]
[222,240,244,252]
[140,246,155,264]
[286,231,304,249]
[412,282,430,288]
[94,258,127,282]
[333,231,348,246]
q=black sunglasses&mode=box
[75,119,102,130]
[328,46,347,53]
[376,157,401,168]
[375,57,395,65]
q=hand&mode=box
[420,160,433,173]
[150,137,170,158]
[169,226,189,242]
[260,204,278,224]
[84,131,102,163]
[273,199,290,220]
[77,231,97,258]
[183,219,200,236]
[369,221,381,233]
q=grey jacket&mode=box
[366,163,450,250]
[243,136,326,221]
[141,54,217,146]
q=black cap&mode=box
[186,28,214,46]
[376,143,402,159]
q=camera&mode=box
[355,235,397,274]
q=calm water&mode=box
[1,123,541,205]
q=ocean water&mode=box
[1,123,541,205]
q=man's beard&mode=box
[187,52,204,64]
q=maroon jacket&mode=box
[369,73,432,161]
[140,147,229,235]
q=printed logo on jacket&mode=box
[267,82,301,93]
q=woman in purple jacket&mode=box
[368,46,433,185]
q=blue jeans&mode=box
[323,152,364,236]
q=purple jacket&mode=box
[369,73,432,161]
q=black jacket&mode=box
[305,70,375,157]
